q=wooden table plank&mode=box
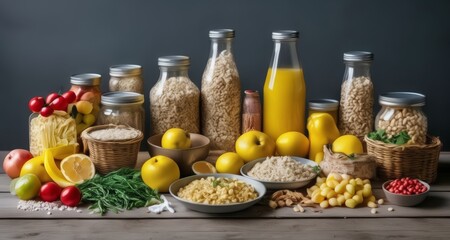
[1,218,450,240]
[2,190,450,219]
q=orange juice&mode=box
[263,68,306,141]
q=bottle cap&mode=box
[101,92,144,105]
[158,56,190,67]
[379,92,425,107]
[209,29,235,39]
[272,30,299,40]
[110,64,142,77]
[343,51,374,62]
[70,73,101,86]
[309,99,339,111]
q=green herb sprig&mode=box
[77,168,161,215]
[367,130,411,145]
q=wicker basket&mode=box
[81,125,143,175]
[320,145,377,179]
[364,135,442,183]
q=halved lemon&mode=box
[192,161,217,175]
[60,154,95,184]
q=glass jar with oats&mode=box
[109,64,144,94]
[375,92,427,144]
[149,56,200,135]
[339,51,374,141]
[201,29,241,152]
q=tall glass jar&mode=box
[375,92,427,144]
[150,56,200,135]
[69,73,102,134]
[339,51,374,140]
[242,90,261,133]
[109,64,144,94]
[201,29,241,151]
[263,30,306,141]
[97,92,145,134]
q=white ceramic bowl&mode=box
[240,156,320,190]
[169,173,266,213]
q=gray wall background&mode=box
[1,0,449,151]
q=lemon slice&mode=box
[60,154,95,184]
[192,161,217,175]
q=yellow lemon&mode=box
[161,128,191,149]
[141,155,180,192]
[276,131,309,157]
[215,152,244,174]
[332,135,364,156]
[60,153,95,184]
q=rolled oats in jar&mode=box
[201,29,241,151]
[97,92,145,133]
[150,56,200,135]
[339,51,374,140]
[375,92,427,144]
[109,64,144,94]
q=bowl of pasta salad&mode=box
[169,174,266,213]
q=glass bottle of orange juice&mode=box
[263,30,306,141]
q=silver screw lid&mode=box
[209,29,235,39]
[70,73,101,86]
[379,92,426,107]
[272,30,299,40]
[109,64,142,77]
[309,99,339,111]
[101,91,144,105]
[158,56,190,67]
[343,51,374,62]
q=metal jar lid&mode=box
[379,92,426,107]
[158,56,190,67]
[101,92,144,105]
[209,29,235,39]
[109,64,142,77]
[309,99,339,111]
[272,30,299,40]
[70,73,101,86]
[343,51,374,62]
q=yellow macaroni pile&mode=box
[177,177,258,205]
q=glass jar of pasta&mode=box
[97,92,145,133]
[375,92,427,144]
[109,64,144,94]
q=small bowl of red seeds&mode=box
[382,177,430,207]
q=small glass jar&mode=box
[375,92,427,144]
[308,99,339,124]
[109,64,144,94]
[97,92,145,133]
[242,90,261,133]
[150,56,200,135]
[339,51,374,140]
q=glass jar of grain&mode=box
[97,92,145,133]
[109,64,144,94]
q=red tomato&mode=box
[60,186,82,207]
[39,182,62,202]
[49,96,68,111]
[46,93,60,104]
[3,149,33,179]
[62,91,76,104]
[28,96,45,113]
[40,106,54,117]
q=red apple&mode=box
[3,149,34,179]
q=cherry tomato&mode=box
[46,93,60,105]
[49,96,68,111]
[60,186,81,207]
[40,106,54,117]
[39,182,62,202]
[62,91,76,104]
[28,96,45,113]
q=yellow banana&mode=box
[43,149,74,187]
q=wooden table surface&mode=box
[1,151,450,240]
